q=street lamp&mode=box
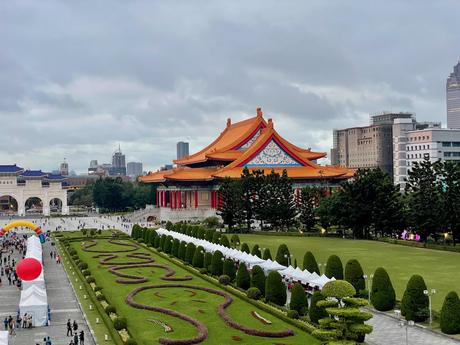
[363,274,374,303]
[284,254,293,266]
[395,309,415,345]
[424,288,436,325]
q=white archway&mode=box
[49,197,63,214]
[24,196,43,215]
[0,195,18,215]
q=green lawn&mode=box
[69,237,319,345]
[239,235,460,311]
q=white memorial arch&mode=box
[0,165,69,216]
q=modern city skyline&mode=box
[127,161,143,177]
[447,61,460,129]
[176,142,189,161]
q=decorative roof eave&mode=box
[173,109,267,166]
[0,164,24,175]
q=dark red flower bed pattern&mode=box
[108,263,192,284]
[82,239,139,253]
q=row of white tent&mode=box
[19,235,48,327]
[155,228,334,289]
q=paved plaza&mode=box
[0,239,95,345]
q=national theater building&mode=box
[139,108,352,222]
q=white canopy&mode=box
[19,285,48,327]
[0,331,8,345]
[22,270,45,290]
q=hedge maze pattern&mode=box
[81,239,294,344]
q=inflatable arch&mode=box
[0,220,45,243]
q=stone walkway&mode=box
[0,238,95,345]
[367,311,460,345]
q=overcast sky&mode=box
[1,1,459,174]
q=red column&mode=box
[170,191,174,209]
[194,190,198,208]
[178,190,182,209]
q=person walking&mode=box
[66,319,72,336]
[72,320,78,334]
[3,317,7,330]
[79,330,84,345]
[73,333,79,345]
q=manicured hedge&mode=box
[265,271,286,306]
[325,255,343,280]
[251,244,262,258]
[440,291,460,334]
[192,246,205,268]
[211,250,224,276]
[262,248,272,260]
[223,259,236,281]
[344,259,365,295]
[290,283,308,315]
[302,251,319,274]
[236,263,250,290]
[309,291,327,324]
[250,265,266,295]
[401,274,429,322]
[241,243,250,254]
[275,244,290,267]
[185,243,196,264]
[371,267,396,311]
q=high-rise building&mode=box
[110,146,126,176]
[331,112,414,175]
[447,61,460,128]
[60,160,69,176]
[127,162,143,177]
[176,141,189,160]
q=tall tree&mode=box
[405,158,442,243]
[217,178,243,231]
[298,187,323,231]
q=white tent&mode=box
[19,285,48,327]
[22,270,45,290]
[0,331,8,345]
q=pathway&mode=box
[0,238,96,345]
[367,311,460,345]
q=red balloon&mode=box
[16,258,42,281]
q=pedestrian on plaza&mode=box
[72,320,78,334]
[68,341,74,345]
[3,317,8,330]
[66,319,72,336]
[22,314,27,328]
[73,333,79,345]
[79,330,84,345]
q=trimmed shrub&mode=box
[212,231,221,244]
[178,241,187,261]
[302,251,319,274]
[96,293,105,301]
[205,229,215,242]
[218,275,231,285]
[250,265,266,295]
[86,276,96,283]
[165,221,173,230]
[82,270,91,277]
[148,229,157,247]
[154,236,161,249]
[204,252,213,271]
[265,271,287,306]
[262,248,272,260]
[113,317,127,330]
[309,291,327,324]
[247,287,262,300]
[94,286,102,292]
[251,244,262,258]
[325,255,343,279]
[220,235,230,248]
[223,259,236,281]
[69,248,77,256]
[192,246,205,268]
[171,239,180,257]
[236,263,250,290]
[287,310,299,319]
[371,267,396,311]
[199,268,207,275]
[401,274,429,322]
[230,234,240,247]
[321,280,356,299]
[159,235,166,251]
[105,305,116,315]
[440,291,460,334]
[290,283,308,315]
[344,259,365,294]
[163,235,173,254]
[275,244,290,266]
[241,243,250,254]
[211,250,224,276]
[185,243,196,264]
[78,262,88,270]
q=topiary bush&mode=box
[309,291,327,324]
[287,310,299,319]
[192,246,205,268]
[211,250,224,276]
[185,243,196,264]
[78,262,88,270]
[250,265,266,295]
[69,248,77,256]
[321,280,356,299]
[236,263,250,290]
[440,291,460,334]
[371,267,396,311]
[344,259,365,295]
[96,293,105,301]
[302,251,319,274]
[290,283,308,315]
[325,254,343,279]
[86,276,96,283]
[105,305,116,315]
[113,317,127,330]
[220,235,230,248]
[247,287,261,300]
[204,252,213,271]
[240,243,250,254]
[82,269,91,277]
[212,231,221,244]
[218,275,231,285]
[275,244,290,266]
[171,238,180,257]
[223,259,236,281]
[262,248,272,260]
[178,241,187,260]
[230,234,240,247]
[205,229,215,242]
[251,244,262,258]
[265,271,286,306]
[163,235,173,254]
[401,274,429,322]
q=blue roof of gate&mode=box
[21,170,47,177]
[46,174,66,180]
[0,164,24,173]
